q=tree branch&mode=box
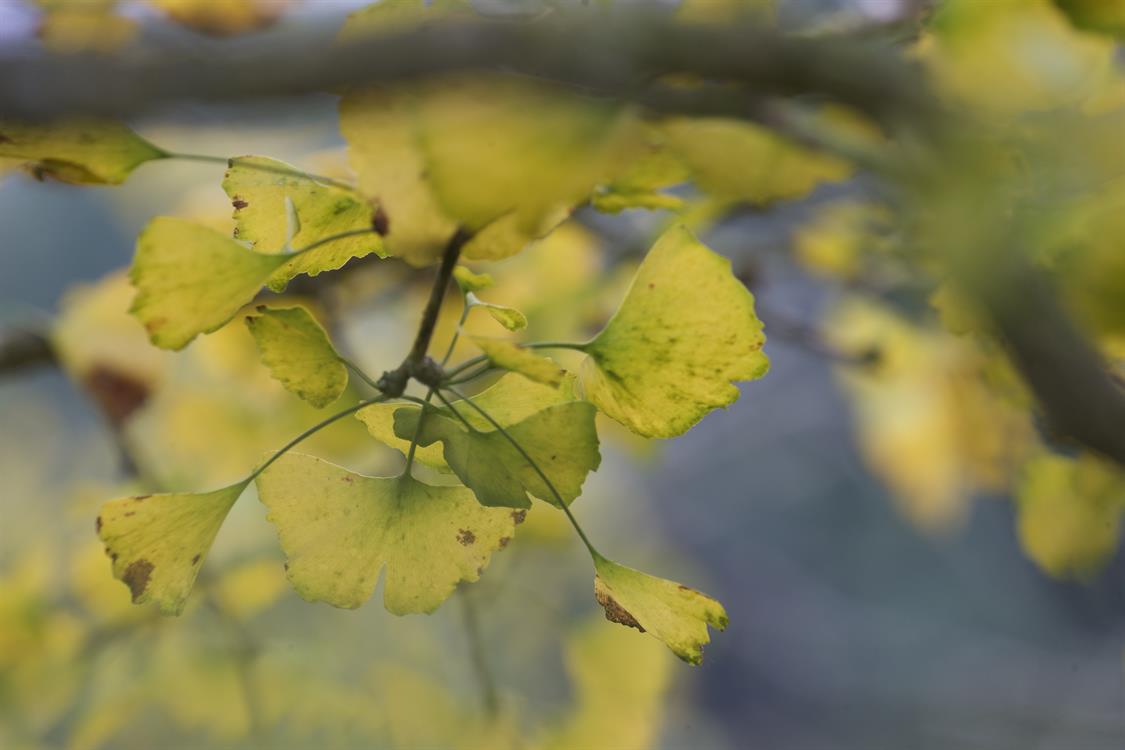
[0,326,55,376]
[0,15,935,128]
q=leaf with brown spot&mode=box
[97,481,247,615]
[255,453,515,613]
[591,554,727,665]
[222,155,385,291]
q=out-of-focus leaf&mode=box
[147,0,288,35]
[0,119,164,184]
[1016,452,1125,578]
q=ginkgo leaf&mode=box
[0,119,165,184]
[467,298,527,332]
[591,554,728,665]
[580,225,768,438]
[414,74,630,235]
[96,481,247,615]
[245,305,347,408]
[661,117,850,205]
[255,453,517,613]
[453,266,494,293]
[473,338,566,387]
[340,87,459,266]
[535,617,671,750]
[357,373,572,469]
[129,217,289,350]
[392,400,600,508]
[148,0,287,35]
[1016,452,1125,579]
[222,155,384,291]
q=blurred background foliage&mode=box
[3,0,1125,748]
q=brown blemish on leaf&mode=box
[83,366,150,427]
[0,133,11,144]
[372,205,390,236]
[498,536,510,549]
[231,197,249,210]
[342,476,353,483]
[110,552,119,562]
[511,509,527,525]
[191,554,201,565]
[95,516,103,533]
[144,317,168,333]
[595,576,645,632]
[133,495,151,502]
[124,511,135,517]
[457,529,476,546]
[123,559,154,602]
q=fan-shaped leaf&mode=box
[580,225,768,437]
[0,119,164,184]
[97,481,247,615]
[245,305,347,408]
[255,453,516,613]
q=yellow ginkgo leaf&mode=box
[591,554,728,665]
[222,155,384,291]
[255,453,516,613]
[414,74,631,234]
[661,117,850,206]
[129,217,289,350]
[340,87,459,266]
[147,0,287,36]
[535,616,672,750]
[472,338,565,387]
[97,481,248,615]
[1016,452,1125,579]
[0,119,165,184]
[580,225,769,437]
[245,305,348,408]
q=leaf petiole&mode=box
[246,394,388,484]
[442,341,589,381]
[163,152,359,192]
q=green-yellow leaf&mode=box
[661,117,850,205]
[468,297,527,332]
[255,453,517,613]
[0,119,165,184]
[592,554,728,665]
[130,217,289,350]
[245,305,347,408]
[415,75,630,234]
[392,400,600,508]
[222,155,384,292]
[356,373,572,469]
[1016,452,1125,579]
[340,87,459,266]
[580,225,768,437]
[473,338,566,387]
[1055,0,1125,35]
[96,481,247,615]
[453,265,494,293]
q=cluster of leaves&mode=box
[2,0,873,669]
[8,0,1125,710]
